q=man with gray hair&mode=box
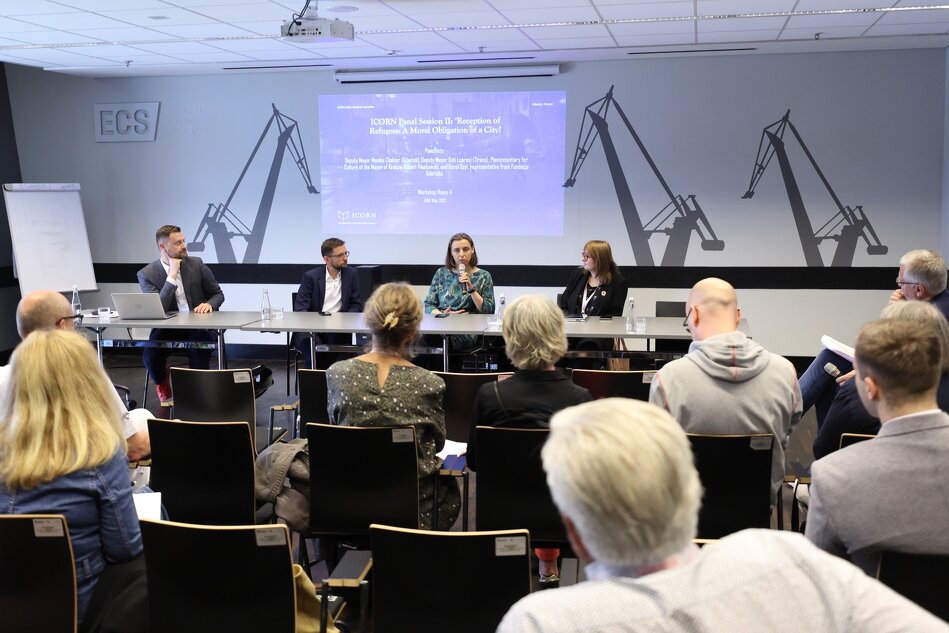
[497,398,948,632]
[891,248,949,318]
[649,277,801,499]
[2,290,150,460]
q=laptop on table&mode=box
[111,293,178,320]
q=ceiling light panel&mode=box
[595,2,694,20]
[99,8,216,27]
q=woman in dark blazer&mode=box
[558,239,628,318]
[558,239,628,355]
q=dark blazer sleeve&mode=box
[195,258,224,310]
[605,272,629,317]
[559,269,585,314]
[343,267,364,313]
[137,261,178,311]
[295,267,327,313]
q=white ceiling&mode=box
[0,0,946,77]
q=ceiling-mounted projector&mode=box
[281,1,354,42]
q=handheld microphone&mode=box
[823,363,841,379]
[458,262,470,291]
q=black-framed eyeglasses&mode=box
[896,278,918,288]
[56,313,83,326]
[329,251,350,259]
[683,308,692,328]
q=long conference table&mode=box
[86,311,749,370]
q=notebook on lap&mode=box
[111,293,178,320]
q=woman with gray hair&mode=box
[813,300,949,458]
[467,294,592,586]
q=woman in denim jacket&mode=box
[0,329,143,625]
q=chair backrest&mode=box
[474,426,566,545]
[0,514,77,633]
[140,519,295,633]
[687,433,774,539]
[839,432,875,449]
[147,418,256,525]
[877,550,949,621]
[306,423,420,537]
[432,371,514,442]
[655,300,686,317]
[370,524,531,633]
[170,367,256,443]
[297,369,329,436]
[570,368,654,401]
[654,301,691,353]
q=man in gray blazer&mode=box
[806,317,949,575]
[137,224,224,404]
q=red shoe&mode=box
[155,377,173,406]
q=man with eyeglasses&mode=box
[800,249,949,429]
[649,277,802,499]
[1,290,150,461]
[293,237,364,369]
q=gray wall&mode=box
[3,48,946,355]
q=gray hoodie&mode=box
[649,330,803,497]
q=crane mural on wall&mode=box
[741,110,888,267]
[563,85,724,267]
[188,103,318,264]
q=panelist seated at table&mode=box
[423,232,495,353]
[292,237,364,370]
[137,224,224,405]
[558,239,629,357]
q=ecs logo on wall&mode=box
[94,102,160,142]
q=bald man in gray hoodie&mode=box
[649,278,802,497]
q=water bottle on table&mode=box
[261,289,272,320]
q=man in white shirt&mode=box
[3,290,150,460]
[292,237,364,369]
[137,224,224,403]
[496,398,947,633]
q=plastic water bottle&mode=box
[497,294,506,321]
[71,284,82,315]
[261,289,272,320]
[626,297,635,333]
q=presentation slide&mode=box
[318,91,567,235]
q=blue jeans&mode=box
[799,349,853,428]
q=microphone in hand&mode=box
[457,262,472,291]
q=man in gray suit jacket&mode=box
[806,317,949,575]
[137,224,225,404]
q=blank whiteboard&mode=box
[2,183,97,295]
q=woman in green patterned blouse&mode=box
[424,232,495,352]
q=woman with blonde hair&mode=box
[468,294,592,587]
[0,329,143,625]
[327,282,461,530]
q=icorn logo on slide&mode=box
[94,102,160,142]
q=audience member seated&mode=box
[806,317,949,575]
[327,282,460,530]
[467,294,592,587]
[0,330,145,627]
[800,249,949,426]
[496,398,949,632]
[1,290,150,461]
[648,277,802,498]
[557,239,628,357]
[814,301,949,459]
[423,232,495,355]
